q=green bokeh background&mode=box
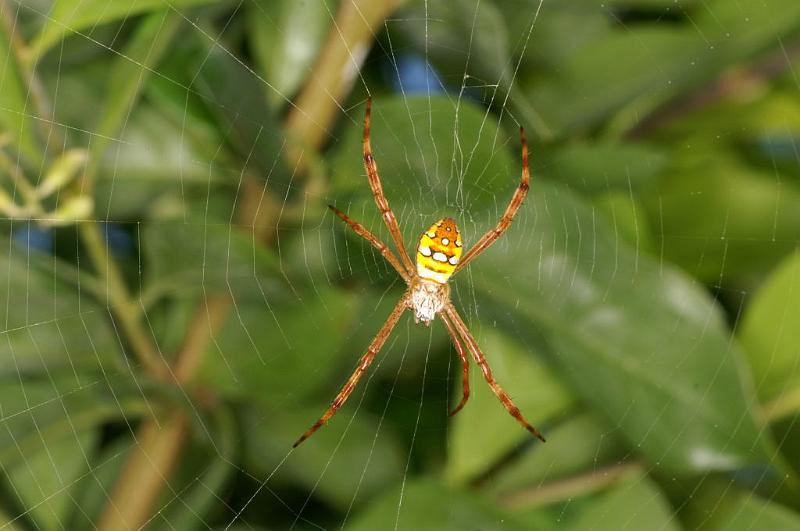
[3,0,800,529]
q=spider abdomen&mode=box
[416,218,462,284]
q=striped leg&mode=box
[444,304,546,442]
[293,297,408,447]
[441,313,470,417]
[363,99,416,275]
[455,127,530,274]
[328,205,410,283]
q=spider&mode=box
[293,99,545,447]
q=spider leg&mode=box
[454,127,530,274]
[363,99,416,275]
[444,304,546,442]
[293,296,409,447]
[441,313,470,417]
[328,205,410,283]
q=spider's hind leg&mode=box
[293,296,408,447]
[444,304,546,442]
[441,314,470,417]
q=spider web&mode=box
[1,0,800,530]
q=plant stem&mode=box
[96,294,232,531]
[499,461,643,509]
[0,0,60,151]
[629,38,800,137]
[0,146,39,212]
[95,410,188,531]
[71,10,183,380]
[764,388,800,423]
[80,222,170,379]
[99,1,408,527]
[283,0,409,169]
[172,294,233,384]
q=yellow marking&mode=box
[416,218,463,284]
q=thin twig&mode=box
[79,222,170,378]
[763,387,800,424]
[498,461,643,510]
[0,0,60,148]
[95,411,188,531]
[283,0,409,171]
[0,146,38,211]
[629,39,800,137]
[99,0,408,528]
[173,294,233,384]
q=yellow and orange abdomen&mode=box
[416,218,462,284]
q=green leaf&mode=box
[714,497,800,531]
[6,432,96,531]
[67,436,132,529]
[155,409,236,529]
[0,237,118,377]
[541,142,668,196]
[331,287,449,375]
[684,481,800,531]
[495,1,612,70]
[247,0,332,107]
[643,150,800,289]
[739,251,800,403]
[0,17,42,166]
[245,402,405,511]
[396,0,551,137]
[487,414,625,497]
[143,221,283,301]
[29,0,214,60]
[695,0,800,60]
[571,0,698,5]
[330,95,767,474]
[197,287,356,402]
[593,191,656,254]
[330,96,517,245]
[558,473,681,531]
[87,10,183,181]
[522,0,800,135]
[94,103,228,219]
[446,327,574,483]
[470,180,767,474]
[0,372,151,466]
[525,26,705,134]
[398,0,509,89]
[346,479,536,531]
[189,33,292,194]
[0,506,23,531]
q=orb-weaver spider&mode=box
[293,99,545,447]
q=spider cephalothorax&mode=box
[293,99,544,448]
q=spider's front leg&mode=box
[363,99,416,276]
[328,205,410,283]
[454,127,530,274]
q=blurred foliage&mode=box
[1,0,800,529]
